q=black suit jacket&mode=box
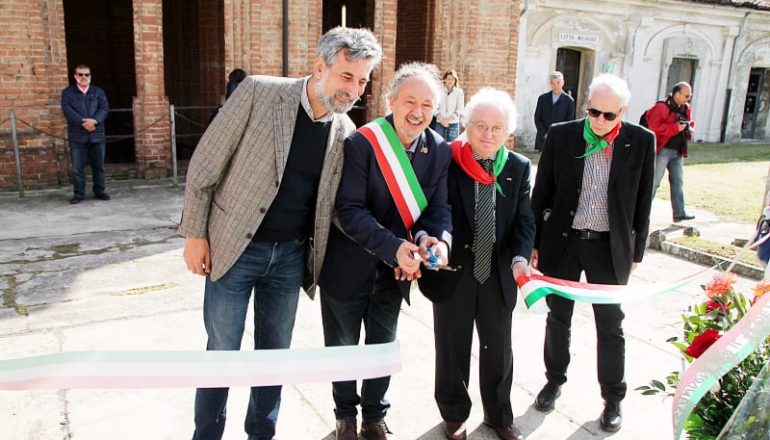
[531,118,655,284]
[419,151,535,310]
[534,92,576,150]
[319,115,453,303]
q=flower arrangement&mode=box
[637,273,770,439]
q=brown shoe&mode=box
[360,419,392,440]
[484,421,524,440]
[443,420,467,440]
[335,417,357,440]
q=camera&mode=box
[676,114,692,137]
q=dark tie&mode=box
[407,150,415,162]
[473,159,494,284]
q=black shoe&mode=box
[70,197,83,204]
[600,401,622,432]
[534,382,561,412]
[94,193,111,201]
[335,417,357,440]
[673,214,695,222]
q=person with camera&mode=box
[647,82,695,222]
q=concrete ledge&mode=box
[659,240,764,280]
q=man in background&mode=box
[647,82,696,222]
[61,64,110,204]
[533,71,575,151]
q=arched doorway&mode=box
[63,0,137,164]
[322,0,375,127]
[556,47,595,112]
[162,0,225,160]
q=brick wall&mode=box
[0,0,68,190]
[0,0,522,189]
[432,0,521,100]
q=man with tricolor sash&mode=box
[319,62,452,440]
[530,74,655,432]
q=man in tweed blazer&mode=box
[178,27,382,440]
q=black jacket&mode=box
[531,118,655,284]
[419,150,535,309]
[534,92,576,150]
[319,116,453,303]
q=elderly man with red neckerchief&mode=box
[419,88,535,440]
[530,74,655,433]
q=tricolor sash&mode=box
[358,118,427,231]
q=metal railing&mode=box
[3,105,219,197]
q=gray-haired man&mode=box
[319,62,453,440]
[179,27,382,440]
[533,71,576,151]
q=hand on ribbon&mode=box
[418,235,449,269]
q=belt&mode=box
[571,229,610,240]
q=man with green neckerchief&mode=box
[530,73,655,433]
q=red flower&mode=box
[705,300,731,314]
[705,273,737,299]
[686,329,722,358]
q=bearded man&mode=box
[178,27,383,440]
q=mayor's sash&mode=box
[358,117,427,231]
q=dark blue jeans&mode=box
[434,123,460,142]
[320,269,403,422]
[69,141,106,199]
[193,238,306,440]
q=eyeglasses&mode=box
[587,108,621,121]
[470,121,505,136]
[76,73,91,77]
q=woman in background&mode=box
[434,69,465,142]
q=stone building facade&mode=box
[515,0,770,147]
[0,0,521,190]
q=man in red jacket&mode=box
[647,82,695,222]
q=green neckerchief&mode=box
[492,146,508,196]
[580,118,617,158]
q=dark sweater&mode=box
[254,104,331,242]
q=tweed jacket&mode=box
[177,75,355,298]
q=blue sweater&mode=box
[61,84,109,143]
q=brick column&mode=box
[370,0,398,117]
[132,0,171,179]
[0,0,70,190]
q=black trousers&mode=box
[542,235,627,402]
[320,268,403,423]
[433,268,515,427]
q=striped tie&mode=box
[473,159,495,284]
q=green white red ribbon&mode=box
[0,341,400,390]
[515,271,705,313]
[359,118,427,231]
[672,293,770,439]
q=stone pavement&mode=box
[0,180,763,440]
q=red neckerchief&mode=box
[601,122,621,157]
[450,140,495,185]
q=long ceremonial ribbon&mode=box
[515,269,708,313]
[0,341,401,390]
[672,294,770,439]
